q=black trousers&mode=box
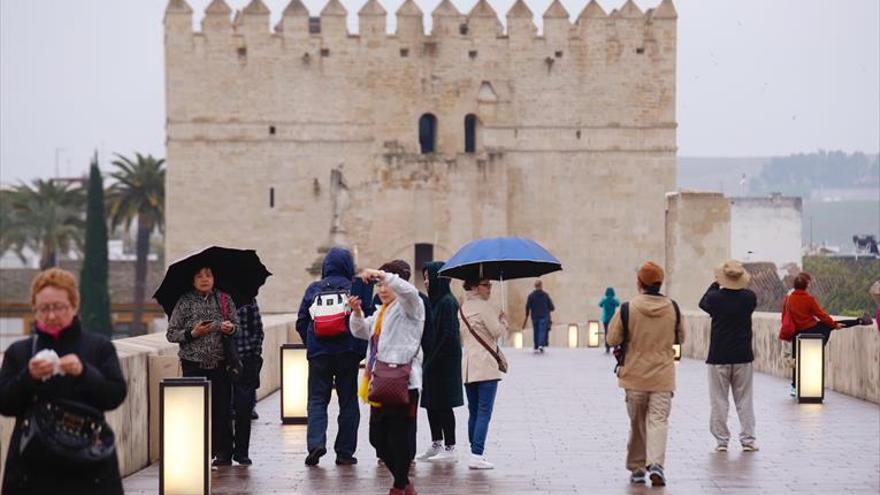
[370,390,419,490]
[790,320,861,386]
[232,354,263,458]
[427,408,456,446]
[181,359,233,460]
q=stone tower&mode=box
[163,0,678,325]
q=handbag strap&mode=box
[218,292,229,320]
[459,307,503,366]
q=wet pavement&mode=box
[124,347,880,494]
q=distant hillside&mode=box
[677,157,769,194]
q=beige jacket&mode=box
[459,291,508,384]
[607,294,686,392]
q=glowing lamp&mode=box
[796,333,824,403]
[160,377,210,495]
[567,323,580,348]
[281,343,308,424]
[512,331,523,349]
[587,320,601,348]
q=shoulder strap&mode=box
[459,306,503,364]
[620,302,629,345]
[671,300,681,344]
[218,292,229,320]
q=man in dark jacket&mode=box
[296,246,367,466]
[523,279,555,353]
[699,259,758,453]
[231,297,264,465]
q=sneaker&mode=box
[789,385,797,397]
[417,442,442,461]
[335,455,358,465]
[404,482,418,495]
[629,470,647,484]
[858,312,874,326]
[468,453,494,470]
[742,443,759,453]
[647,464,666,487]
[714,444,728,453]
[428,446,457,463]
[212,457,232,467]
[233,454,253,466]
[539,346,545,353]
[305,447,326,466]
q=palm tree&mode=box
[107,153,165,335]
[1,180,86,269]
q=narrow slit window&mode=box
[269,187,275,208]
[419,113,438,154]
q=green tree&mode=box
[1,179,85,269]
[804,256,880,316]
[107,153,165,335]
[79,154,113,337]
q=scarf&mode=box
[35,318,75,340]
[357,302,393,406]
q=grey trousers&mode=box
[708,363,756,447]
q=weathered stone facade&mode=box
[163,0,678,325]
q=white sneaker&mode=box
[468,453,494,470]
[417,442,442,461]
[428,446,457,463]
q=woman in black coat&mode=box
[417,261,464,462]
[0,268,127,495]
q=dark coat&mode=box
[699,282,757,364]
[420,261,464,410]
[0,318,127,495]
[296,247,368,360]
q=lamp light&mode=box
[567,323,579,348]
[160,377,210,495]
[587,320,601,348]
[281,343,309,424]
[796,333,824,403]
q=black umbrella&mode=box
[153,246,272,318]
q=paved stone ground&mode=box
[124,348,880,494]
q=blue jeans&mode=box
[307,352,360,457]
[532,317,549,349]
[465,380,499,455]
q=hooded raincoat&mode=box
[296,247,368,360]
[420,262,464,410]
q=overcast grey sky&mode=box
[1,0,878,183]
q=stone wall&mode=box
[682,311,880,404]
[0,315,298,481]
[163,0,678,331]
[665,191,731,310]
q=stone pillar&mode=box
[665,191,731,310]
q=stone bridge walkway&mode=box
[124,348,880,494]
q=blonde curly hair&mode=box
[30,268,79,309]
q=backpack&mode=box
[613,299,681,376]
[309,289,350,339]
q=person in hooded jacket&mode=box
[417,261,464,463]
[607,261,685,488]
[296,246,368,467]
[599,287,621,353]
[0,268,127,495]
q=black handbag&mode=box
[217,292,243,380]
[19,399,116,469]
[19,336,115,469]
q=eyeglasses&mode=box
[35,303,72,316]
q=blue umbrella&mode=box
[438,237,563,281]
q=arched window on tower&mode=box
[419,113,438,154]
[464,114,478,153]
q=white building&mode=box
[730,194,802,274]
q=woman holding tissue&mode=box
[0,268,127,494]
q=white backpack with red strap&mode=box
[308,289,350,338]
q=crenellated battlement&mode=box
[165,0,676,43]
